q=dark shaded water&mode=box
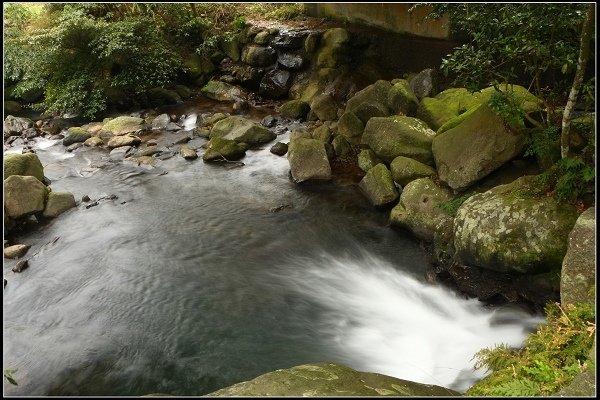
[3,102,543,396]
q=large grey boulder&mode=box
[409,68,436,100]
[4,153,45,182]
[454,176,579,274]
[43,191,76,217]
[210,116,275,145]
[432,104,528,192]
[287,138,332,183]
[390,177,454,242]
[207,362,459,397]
[358,163,399,206]
[4,115,34,137]
[362,116,437,165]
[4,175,49,218]
[560,207,596,306]
[390,156,436,187]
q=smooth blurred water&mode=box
[3,103,543,396]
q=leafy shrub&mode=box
[467,302,595,396]
[488,89,526,127]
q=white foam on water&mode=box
[282,251,544,392]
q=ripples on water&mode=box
[3,105,544,396]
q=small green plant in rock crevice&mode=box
[436,193,473,217]
[4,369,18,386]
[466,302,595,396]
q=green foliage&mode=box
[231,15,247,31]
[4,369,18,386]
[467,302,596,396]
[417,3,589,103]
[436,193,472,217]
[488,89,526,127]
[524,126,561,160]
[528,157,595,202]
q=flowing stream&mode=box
[3,100,543,395]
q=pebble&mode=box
[12,260,29,273]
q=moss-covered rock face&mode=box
[432,104,527,192]
[43,191,76,218]
[219,35,241,62]
[202,137,246,162]
[390,156,436,187]
[332,135,352,156]
[416,88,483,131]
[311,124,332,143]
[362,116,437,165]
[4,175,49,219]
[102,116,145,136]
[560,207,596,307]
[4,152,45,182]
[62,127,91,146]
[337,111,364,144]
[207,362,459,397]
[210,116,275,145]
[345,80,393,124]
[287,137,332,183]
[147,87,181,106]
[387,79,419,117]
[358,163,399,206]
[201,80,245,103]
[280,99,310,120]
[454,176,579,274]
[357,149,381,173]
[390,177,454,242]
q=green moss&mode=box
[436,105,480,134]
[467,302,595,396]
[3,152,44,182]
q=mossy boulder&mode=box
[454,176,579,274]
[210,116,275,145]
[207,362,458,397]
[345,80,393,124]
[147,87,181,106]
[408,68,436,100]
[357,149,381,172]
[358,163,399,206]
[387,79,419,116]
[416,88,483,131]
[390,156,436,187]
[201,80,245,102]
[4,153,44,182]
[436,105,479,135]
[202,137,246,162]
[174,84,192,99]
[477,84,542,114]
[62,127,91,146]
[362,116,437,165]
[4,175,49,219]
[219,35,241,61]
[332,135,352,156]
[337,111,364,144]
[311,94,338,121]
[102,116,145,136]
[311,124,332,143]
[432,104,527,192]
[322,28,350,47]
[241,45,276,67]
[270,142,288,156]
[280,100,310,120]
[107,135,141,149]
[390,177,454,242]
[560,207,596,306]
[43,191,76,217]
[287,137,332,183]
[183,53,215,80]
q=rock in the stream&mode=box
[4,175,49,219]
[270,142,288,156]
[107,135,141,149]
[203,137,246,162]
[179,145,198,160]
[287,138,332,183]
[12,259,29,273]
[358,163,399,206]
[43,191,76,218]
[84,136,104,147]
[62,127,91,146]
[210,116,275,145]
[4,152,45,182]
[207,362,459,397]
[4,244,31,259]
[4,115,34,137]
[102,116,145,136]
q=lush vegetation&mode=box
[415,3,595,204]
[467,302,595,396]
[3,3,306,118]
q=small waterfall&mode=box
[280,251,544,392]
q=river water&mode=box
[3,100,543,395]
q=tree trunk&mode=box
[190,3,198,18]
[561,4,594,158]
